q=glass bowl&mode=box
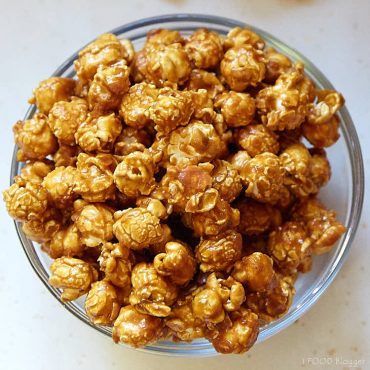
[11,14,364,357]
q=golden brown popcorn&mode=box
[146,28,185,47]
[85,280,120,325]
[167,121,223,167]
[220,45,266,91]
[256,63,315,131]
[229,150,251,173]
[74,33,129,85]
[3,181,48,221]
[224,27,265,50]
[53,144,81,167]
[13,113,58,161]
[185,28,223,69]
[73,203,114,247]
[246,274,295,322]
[29,77,76,114]
[119,82,158,128]
[48,97,88,146]
[211,160,242,202]
[236,198,282,236]
[302,115,340,148]
[114,126,151,156]
[49,257,98,301]
[232,252,276,292]
[195,230,242,272]
[113,207,166,250]
[42,166,77,207]
[234,124,279,157]
[74,153,116,202]
[239,152,286,204]
[165,294,205,342]
[144,43,191,87]
[129,262,178,317]
[264,47,292,83]
[186,69,225,99]
[291,197,346,255]
[120,38,135,64]
[154,241,196,285]
[192,288,225,324]
[113,305,163,347]
[214,91,256,127]
[136,197,169,220]
[75,113,122,153]
[88,60,130,112]
[309,148,331,189]
[18,160,54,185]
[99,242,134,288]
[189,89,215,124]
[268,221,312,274]
[183,198,240,237]
[113,150,155,198]
[45,224,84,259]
[149,88,193,136]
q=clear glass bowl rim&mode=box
[10,13,364,357]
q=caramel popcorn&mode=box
[4,26,348,354]
[154,241,196,285]
[29,77,76,114]
[13,113,58,161]
[113,305,163,347]
[48,97,88,146]
[195,230,242,272]
[221,45,266,91]
[185,28,223,69]
[129,262,178,317]
[49,257,98,301]
[85,280,120,325]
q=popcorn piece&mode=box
[309,148,331,189]
[302,115,340,148]
[49,257,98,301]
[18,160,54,185]
[186,69,225,99]
[264,47,292,83]
[53,144,81,167]
[224,27,265,50]
[114,127,151,156]
[189,89,215,124]
[145,29,185,47]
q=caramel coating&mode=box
[113,150,155,198]
[74,203,114,247]
[232,252,276,292]
[221,45,266,91]
[3,181,48,221]
[192,288,225,324]
[129,262,178,317]
[42,166,77,207]
[53,144,81,167]
[185,28,223,69]
[291,197,346,255]
[190,89,215,124]
[18,160,54,185]
[48,97,88,146]
[74,33,129,85]
[119,82,158,129]
[154,241,196,285]
[146,29,185,46]
[211,160,242,202]
[186,69,225,99]
[149,88,193,136]
[183,198,240,236]
[29,77,76,114]
[85,280,120,325]
[302,115,340,148]
[215,91,256,127]
[88,60,130,112]
[167,121,223,167]
[113,207,166,250]
[195,230,242,272]
[113,305,163,347]
[309,149,331,189]
[13,113,58,161]
[74,153,116,202]
[264,47,292,83]
[224,27,265,50]
[256,63,315,131]
[268,221,312,274]
[236,198,282,236]
[114,126,151,156]
[234,124,279,157]
[49,257,98,301]
[99,242,134,288]
[239,152,286,204]
[207,308,259,354]
[75,113,122,153]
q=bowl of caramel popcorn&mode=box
[5,14,364,356]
